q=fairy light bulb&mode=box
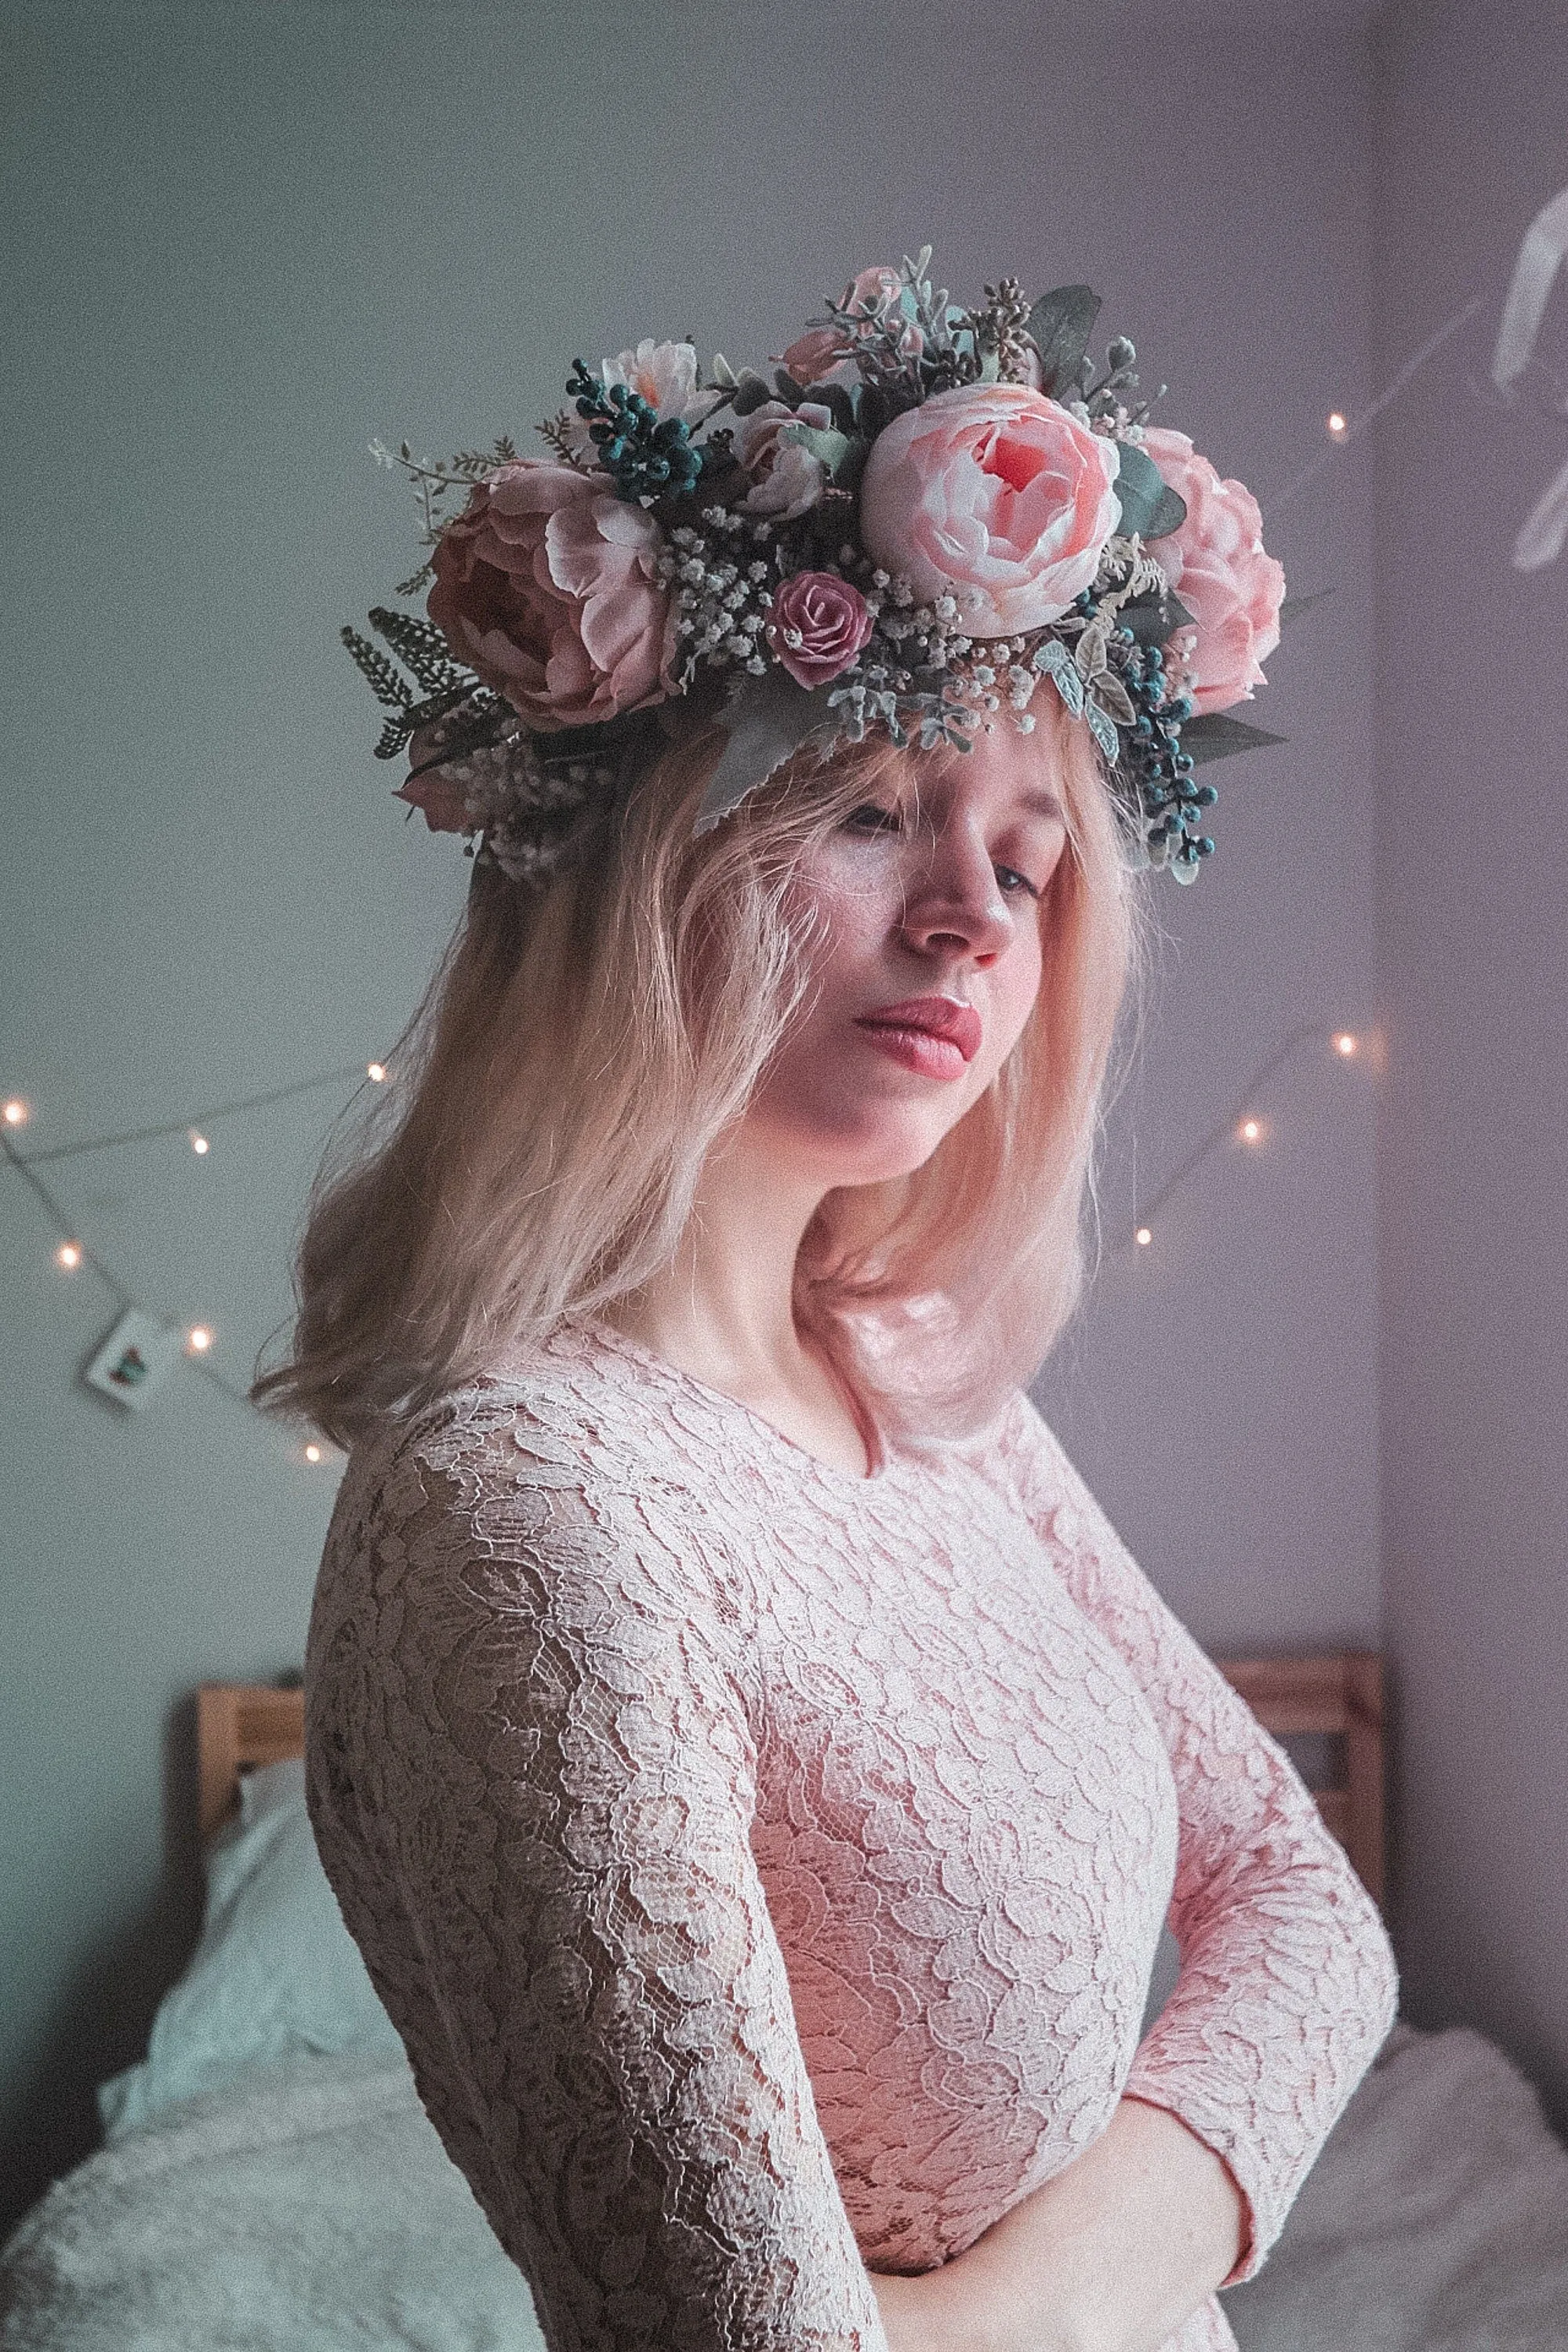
[366,1062,387,1083]
[304,1443,323,1464]
[1334,1032,1358,1057]
[56,1240,82,1270]
[1240,1117,1263,1145]
[186,1324,213,1354]
[2,1098,27,1127]
[1327,412,1348,440]
[1135,1226,1152,1248]
[188,1128,210,1155]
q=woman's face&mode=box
[746,722,1072,1189]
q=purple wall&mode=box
[1373,1,1568,2128]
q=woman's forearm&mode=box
[873,2096,1247,2352]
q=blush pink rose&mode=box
[858,383,1121,635]
[779,325,853,385]
[394,770,470,833]
[1142,427,1285,714]
[777,265,920,383]
[427,462,673,731]
[736,398,834,519]
[765,571,873,688]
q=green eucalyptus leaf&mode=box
[695,670,837,833]
[709,354,739,388]
[779,419,863,488]
[1025,285,1102,398]
[773,367,808,405]
[1118,587,1195,645]
[730,370,775,418]
[1278,590,1334,626]
[1114,442,1187,541]
[1091,673,1136,727]
[1179,712,1287,765]
[820,381,859,437]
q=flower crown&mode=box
[344,250,1287,889]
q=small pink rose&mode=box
[765,571,874,688]
[1142,427,1285,714]
[427,462,673,732]
[858,383,1121,635]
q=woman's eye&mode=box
[995,864,1041,899]
[844,802,901,835]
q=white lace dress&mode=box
[304,1318,1398,2352]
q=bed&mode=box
[2,1656,1564,2350]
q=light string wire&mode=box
[2,1061,384,1431]
[0,269,1500,1444]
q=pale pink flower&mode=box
[427,463,673,731]
[600,336,718,424]
[765,572,874,688]
[394,768,471,833]
[858,383,1121,635]
[737,398,835,520]
[1142,427,1285,713]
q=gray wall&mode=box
[1372,1,1568,2127]
[0,0,1476,2235]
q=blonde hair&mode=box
[252,693,1146,1452]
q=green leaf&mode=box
[1278,590,1334,626]
[729,370,775,418]
[1033,637,1084,717]
[1118,586,1195,645]
[773,367,808,405]
[1084,699,1120,760]
[1114,442,1187,541]
[1180,712,1287,765]
[1090,673,1136,728]
[1025,285,1101,398]
[709,353,739,387]
[820,380,860,438]
[695,670,839,833]
[779,419,864,489]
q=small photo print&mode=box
[83,1310,183,1410]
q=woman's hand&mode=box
[869,2095,1247,2352]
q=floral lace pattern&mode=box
[305,1321,1398,2352]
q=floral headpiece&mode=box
[345,250,1287,888]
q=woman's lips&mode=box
[853,996,982,1082]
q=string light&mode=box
[1135,1227,1152,1247]
[3,1098,27,1127]
[1239,1116,1264,1144]
[304,1442,323,1463]
[1327,411,1348,440]
[1334,1032,1359,1056]
[366,1062,387,1083]
[185,1324,214,1354]
[188,1128,210,1155]
[55,1240,82,1270]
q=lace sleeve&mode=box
[304,1390,891,2352]
[991,1391,1400,2286]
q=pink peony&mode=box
[858,383,1122,635]
[1141,427,1285,714]
[427,463,673,731]
[765,571,874,688]
[737,398,835,519]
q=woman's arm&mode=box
[898,1390,1399,2352]
[306,1392,890,2352]
[873,2096,1243,2352]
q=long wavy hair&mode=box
[252,690,1147,1453]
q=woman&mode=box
[260,261,1398,2352]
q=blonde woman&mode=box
[260,267,1398,2352]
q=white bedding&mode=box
[2,2021,1564,2349]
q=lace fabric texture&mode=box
[305,1321,1398,2352]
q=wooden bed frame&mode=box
[197,1649,1385,1907]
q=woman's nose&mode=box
[898,829,1014,961]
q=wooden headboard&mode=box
[197,1649,1385,1906]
